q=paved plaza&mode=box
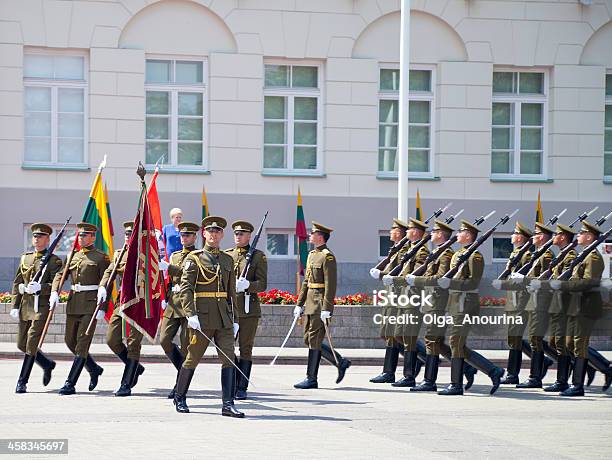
[1,356,611,459]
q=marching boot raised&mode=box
[370,345,400,383]
[35,351,56,387]
[59,356,86,395]
[411,355,439,392]
[587,347,612,391]
[466,351,505,395]
[294,349,321,389]
[438,358,464,395]
[85,355,104,391]
[321,343,351,384]
[15,354,36,394]
[173,367,194,413]
[221,367,245,418]
[392,351,417,387]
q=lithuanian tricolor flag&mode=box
[202,186,209,220]
[415,189,423,221]
[535,190,544,223]
[296,187,308,276]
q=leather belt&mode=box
[71,284,98,292]
[195,292,227,298]
[308,283,325,289]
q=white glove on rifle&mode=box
[405,274,416,286]
[369,268,381,279]
[9,308,19,319]
[382,275,393,286]
[529,279,542,291]
[95,310,105,321]
[158,259,169,271]
[437,278,451,289]
[320,310,331,321]
[293,306,303,318]
[233,322,240,338]
[25,281,41,294]
[549,280,562,291]
[509,272,525,284]
[97,286,107,304]
[187,315,201,330]
[236,277,250,293]
[49,291,59,311]
[18,283,25,295]
[491,279,502,290]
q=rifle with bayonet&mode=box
[238,211,269,314]
[557,225,612,282]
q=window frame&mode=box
[605,72,612,182]
[23,223,77,257]
[378,230,394,260]
[144,55,209,172]
[492,233,514,263]
[22,49,89,169]
[376,63,436,180]
[491,68,548,180]
[262,60,324,176]
[265,228,313,259]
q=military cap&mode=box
[178,221,200,233]
[123,221,134,232]
[31,223,52,236]
[459,219,480,234]
[77,222,98,233]
[232,220,254,233]
[513,221,533,238]
[311,221,333,235]
[534,221,553,235]
[202,216,227,230]
[580,220,601,236]
[391,218,408,230]
[556,223,576,236]
[407,218,427,231]
[432,219,454,233]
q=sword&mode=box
[270,313,300,366]
[323,318,339,366]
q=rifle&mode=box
[516,206,599,276]
[557,225,612,281]
[441,209,518,281]
[497,209,567,280]
[239,211,269,314]
[411,211,496,277]
[373,202,452,270]
[388,206,461,277]
[539,211,611,280]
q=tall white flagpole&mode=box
[397,0,411,220]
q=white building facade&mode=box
[1,0,611,293]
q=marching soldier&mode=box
[52,222,110,395]
[158,221,199,399]
[101,221,145,397]
[293,222,351,389]
[437,220,504,396]
[10,223,63,393]
[173,216,244,417]
[383,218,429,387]
[225,220,268,400]
[492,222,532,385]
[368,219,409,383]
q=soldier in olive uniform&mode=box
[173,216,244,418]
[101,221,145,397]
[10,223,63,393]
[225,220,268,400]
[491,222,532,385]
[550,221,609,396]
[52,222,110,395]
[293,222,351,389]
[437,220,504,396]
[159,221,199,399]
[383,218,429,387]
[368,218,409,383]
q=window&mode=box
[378,67,434,178]
[492,235,513,262]
[266,230,313,258]
[491,71,546,177]
[605,74,612,180]
[263,63,322,173]
[145,59,206,169]
[379,232,394,258]
[23,53,87,167]
[23,223,77,257]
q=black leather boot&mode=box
[392,351,417,387]
[173,367,194,413]
[440,342,476,389]
[500,349,522,385]
[221,367,245,418]
[438,358,464,395]
[544,355,571,392]
[561,357,588,397]
[235,360,253,400]
[59,356,86,395]
[541,340,557,380]
[116,348,144,388]
[16,354,36,393]
[115,360,139,396]
[370,346,399,383]
[415,340,427,378]
[321,343,351,384]
[165,345,184,399]
[516,351,544,388]
[587,347,612,391]
[35,351,56,387]
[294,349,321,389]
[411,355,439,392]
[466,351,505,395]
[85,355,104,391]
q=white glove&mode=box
[491,279,502,290]
[233,322,240,338]
[49,291,59,311]
[405,274,416,286]
[159,259,169,271]
[187,315,201,330]
[161,300,167,310]
[437,278,451,289]
[236,277,250,293]
[293,306,303,318]
[25,281,41,294]
[18,283,25,295]
[9,308,19,319]
[601,278,612,290]
[95,310,105,321]
[320,310,331,321]
[509,272,525,284]
[549,280,562,290]
[529,279,542,291]
[382,275,394,286]
[97,286,107,304]
[369,268,381,279]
